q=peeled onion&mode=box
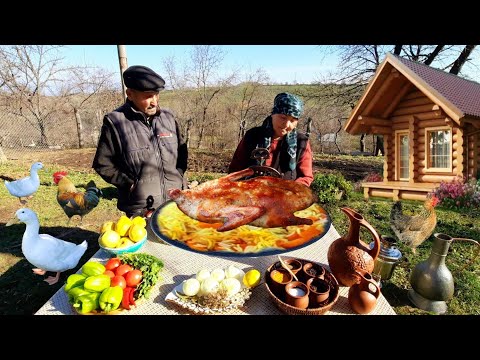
[224,265,245,282]
[196,269,211,282]
[210,268,225,282]
[200,277,219,295]
[182,278,201,296]
[220,278,241,297]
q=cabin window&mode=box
[426,127,451,171]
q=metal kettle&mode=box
[408,233,479,314]
[370,236,402,284]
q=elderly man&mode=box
[93,65,188,217]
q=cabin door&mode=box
[396,131,409,181]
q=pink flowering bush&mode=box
[354,172,383,192]
[363,172,383,182]
[431,176,480,210]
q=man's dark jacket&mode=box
[92,101,188,215]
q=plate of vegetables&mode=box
[65,253,164,315]
[165,265,260,314]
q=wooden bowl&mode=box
[265,258,339,315]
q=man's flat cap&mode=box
[123,65,165,92]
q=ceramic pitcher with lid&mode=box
[327,207,381,287]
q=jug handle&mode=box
[359,217,381,260]
[451,238,480,274]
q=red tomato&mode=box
[104,270,115,278]
[125,269,143,287]
[111,275,127,289]
[105,258,122,271]
[115,264,133,277]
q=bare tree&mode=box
[449,45,476,75]
[164,45,236,148]
[59,66,116,148]
[0,45,71,146]
[233,68,270,142]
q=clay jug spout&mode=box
[340,207,381,260]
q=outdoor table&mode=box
[35,224,396,315]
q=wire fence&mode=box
[0,107,104,160]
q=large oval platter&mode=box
[150,200,331,257]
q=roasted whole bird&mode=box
[168,168,318,232]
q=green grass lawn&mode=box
[1,161,479,315]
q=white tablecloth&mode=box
[35,224,396,315]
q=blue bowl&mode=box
[99,235,148,255]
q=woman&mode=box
[228,92,313,186]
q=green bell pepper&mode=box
[81,261,106,277]
[67,287,91,304]
[64,273,87,293]
[99,286,123,313]
[83,274,111,292]
[73,292,101,314]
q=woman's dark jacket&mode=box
[228,124,308,181]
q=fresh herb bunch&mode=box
[119,253,164,299]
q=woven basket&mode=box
[265,258,339,315]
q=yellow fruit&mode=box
[100,221,115,233]
[99,230,121,248]
[131,216,147,228]
[116,215,132,236]
[128,224,147,242]
[243,269,261,288]
[118,237,135,248]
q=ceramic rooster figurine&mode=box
[6,208,88,285]
[4,161,44,204]
[390,194,440,254]
[53,171,102,225]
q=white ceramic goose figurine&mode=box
[4,161,44,204]
[6,208,88,285]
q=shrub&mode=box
[311,172,353,204]
[188,172,217,184]
[431,176,480,210]
[354,172,383,192]
[363,172,383,182]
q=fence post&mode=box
[117,45,128,102]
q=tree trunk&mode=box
[238,118,247,142]
[306,117,312,138]
[393,45,403,55]
[74,108,84,148]
[360,134,366,152]
[450,45,476,75]
[0,146,7,163]
[374,135,384,156]
[185,118,193,147]
[424,45,444,65]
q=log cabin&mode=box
[344,53,480,201]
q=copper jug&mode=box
[327,207,381,287]
[348,270,381,314]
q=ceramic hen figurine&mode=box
[4,161,44,204]
[6,208,88,285]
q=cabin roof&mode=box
[394,54,480,118]
[345,53,480,134]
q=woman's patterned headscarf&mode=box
[262,93,303,171]
[271,92,304,119]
